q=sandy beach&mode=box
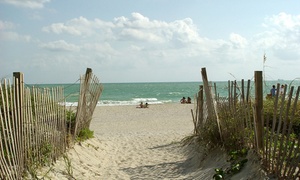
[37,103,264,179]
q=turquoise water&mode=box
[100,82,201,105]
[26,80,300,106]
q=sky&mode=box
[1,0,300,84]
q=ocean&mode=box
[27,80,300,106]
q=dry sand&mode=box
[37,103,265,179]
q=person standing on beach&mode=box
[279,84,285,95]
[270,85,276,97]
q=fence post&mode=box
[201,67,223,142]
[197,85,204,130]
[74,68,92,137]
[13,72,24,122]
[13,72,24,174]
[228,80,231,109]
[201,68,213,117]
[246,80,251,103]
[254,71,263,150]
[241,79,245,103]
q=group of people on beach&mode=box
[180,97,191,104]
[268,84,285,98]
[137,102,149,108]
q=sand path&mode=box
[37,104,264,179]
[89,104,197,179]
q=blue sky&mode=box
[1,0,300,83]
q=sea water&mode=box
[26,80,300,106]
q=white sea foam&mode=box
[98,98,170,106]
[132,98,158,103]
[60,102,78,107]
[63,98,173,107]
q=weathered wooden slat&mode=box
[0,80,15,180]
[276,86,293,175]
[282,86,300,177]
[192,70,300,178]
[1,69,104,178]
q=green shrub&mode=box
[66,110,76,133]
[263,98,300,136]
[66,110,76,123]
[213,149,248,179]
[40,142,53,166]
[76,128,94,142]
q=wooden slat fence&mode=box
[73,68,103,138]
[263,85,300,178]
[192,67,300,179]
[0,75,66,179]
[0,68,103,179]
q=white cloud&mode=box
[120,28,165,43]
[254,12,300,61]
[262,13,300,41]
[0,20,33,42]
[42,22,82,35]
[81,42,118,60]
[115,14,200,44]
[40,12,300,65]
[229,33,248,48]
[40,40,80,51]
[268,12,300,30]
[42,16,115,38]
[41,13,253,68]
[169,18,200,43]
[0,0,50,9]
[0,31,31,42]
[0,20,15,30]
[4,12,300,83]
[42,13,201,45]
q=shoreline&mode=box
[63,101,189,107]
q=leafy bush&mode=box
[213,149,248,179]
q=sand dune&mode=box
[37,104,265,179]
